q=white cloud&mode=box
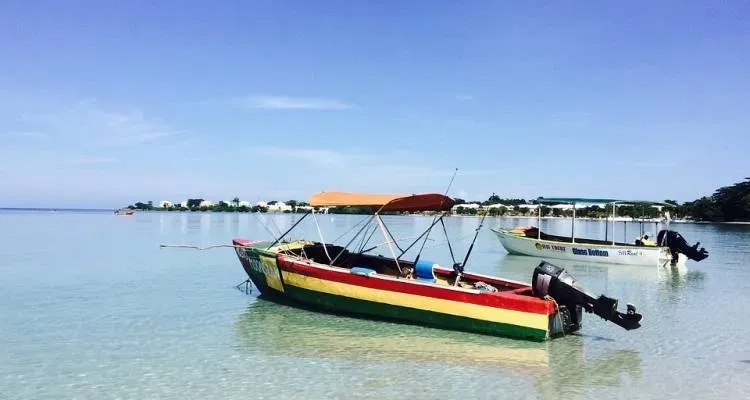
[455,94,474,102]
[237,95,355,110]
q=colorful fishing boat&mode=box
[491,197,709,267]
[230,191,643,342]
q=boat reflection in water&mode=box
[234,297,642,398]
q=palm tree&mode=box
[232,197,240,208]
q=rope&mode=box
[159,244,250,251]
[545,295,566,337]
[417,233,477,251]
[332,214,371,243]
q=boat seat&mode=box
[350,266,376,277]
[414,260,437,283]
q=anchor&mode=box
[235,279,252,294]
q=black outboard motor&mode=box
[532,261,643,331]
[656,229,709,264]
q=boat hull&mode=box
[233,239,286,298]
[232,239,576,342]
[491,228,686,267]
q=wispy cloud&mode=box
[616,160,677,168]
[248,145,354,166]
[0,131,49,138]
[19,99,178,145]
[455,94,474,102]
[118,131,174,144]
[543,111,594,128]
[236,95,356,110]
[246,145,502,181]
[365,165,502,179]
[64,156,120,165]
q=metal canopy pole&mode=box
[537,204,541,240]
[605,207,609,242]
[611,203,616,245]
[266,211,311,249]
[330,213,378,266]
[311,209,332,262]
[398,214,445,260]
[376,214,401,274]
[571,202,576,243]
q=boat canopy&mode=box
[309,191,456,212]
[536,197,672,207]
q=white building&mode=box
[199,200,213,208]
[451,203,482,213]
[159,200,173,208]
[267,202,293,212]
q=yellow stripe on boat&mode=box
[281,270,549,331]
[259,253,285,292]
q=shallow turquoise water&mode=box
[1,210,749,399]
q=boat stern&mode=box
[548,302,584,338]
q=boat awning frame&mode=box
[309,191,456,212]
[536,197,672,207]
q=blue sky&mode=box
[1,1,748,208]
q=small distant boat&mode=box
[115,208,134,215]
[231,191,643,342]
[492,197,709,267]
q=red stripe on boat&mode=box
[233,238,265,246]
[277,255,555,315]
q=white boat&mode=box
[491,197,709,267]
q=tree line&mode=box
[678,178,750,222]
[127,198,312,213]
[123,178,750,222]
[452,179,750,222]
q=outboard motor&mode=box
[656,229,709,263]
[532,261,643,331]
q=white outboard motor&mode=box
[532,261,643,331]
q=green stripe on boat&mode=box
[283,284,549,342]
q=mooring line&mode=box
[159,244,247,251]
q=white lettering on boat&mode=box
[251,256,278,277]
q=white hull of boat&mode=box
[491,229,686,267]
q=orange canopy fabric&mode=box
[309,192,455,212]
